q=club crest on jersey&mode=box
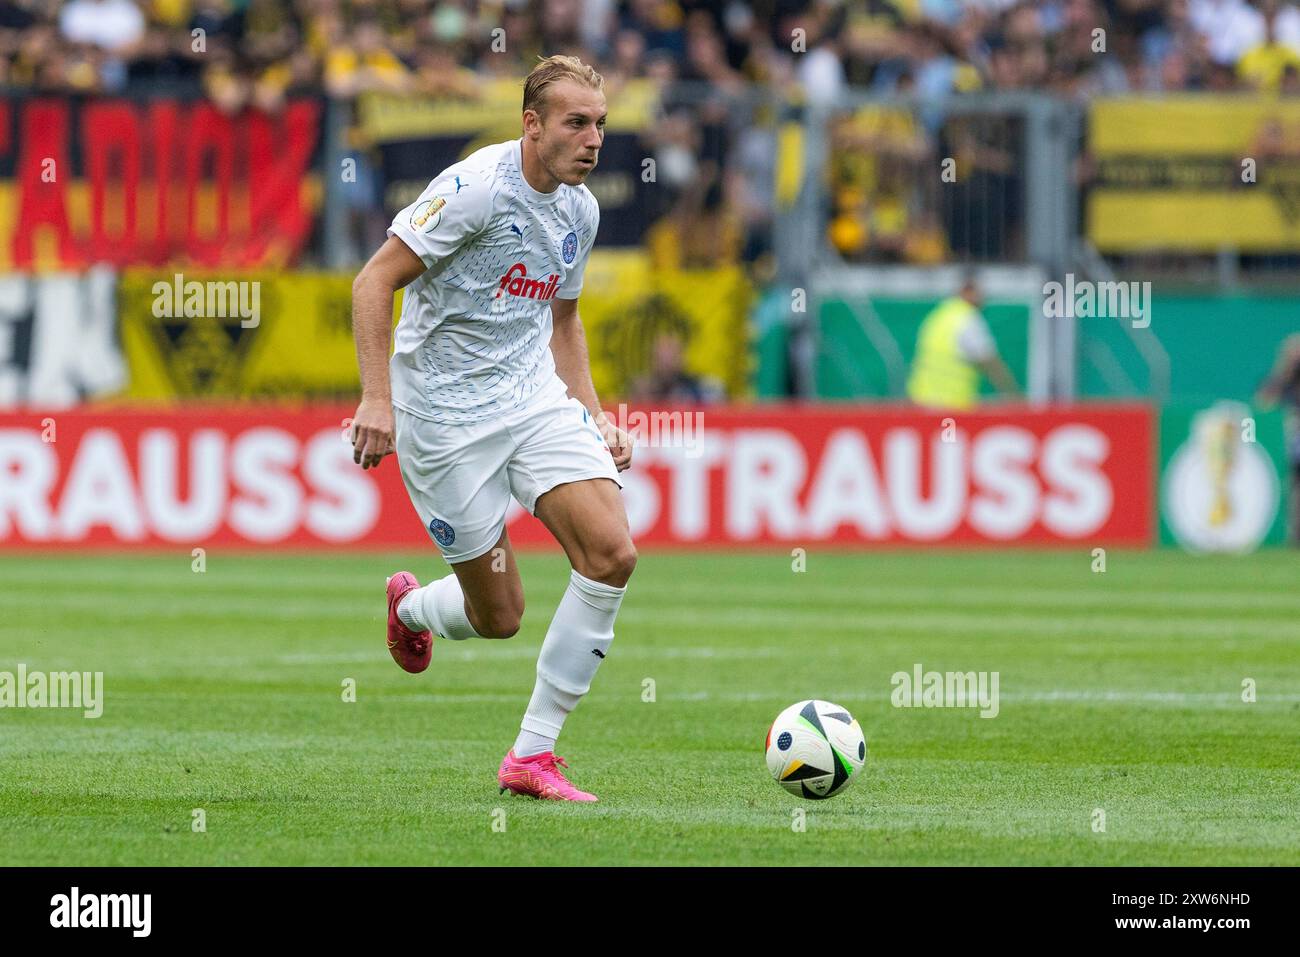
[495,262,559,300]
[428,517,455,547]
[562,231,578,264]
[411,196,447,232]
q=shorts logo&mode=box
[428,517,456,547]
[411,196,447,231]
[562,231,578,264]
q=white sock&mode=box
[514,569,626,757]
[512,729,555,758]
[397,573,481,640]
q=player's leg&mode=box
[497,478,633,800]
[521,476,634,749]
[399,528,525,640]
[533,476,637,586]
[496,393,634,801]
[385,407,522,673]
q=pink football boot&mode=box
[385,572,432,673]
[497,750,598,802]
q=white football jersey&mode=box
[387,138,599,425]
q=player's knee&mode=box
[469,598,524,639]
[584,540,637,588]
[616,542,639,583]
[483,608,522,639]
[489,619,522,640]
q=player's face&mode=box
[536,81,606,186]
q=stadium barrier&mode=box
[0,403,1154,550]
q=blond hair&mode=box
[523,55,604,120]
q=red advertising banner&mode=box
[0,404,1154,550]
[0,98,320,269]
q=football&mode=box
[765,700,867,800]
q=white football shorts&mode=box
[393,380,624,563]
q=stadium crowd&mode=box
[1,0,1292,268]
[0,0,1299,101]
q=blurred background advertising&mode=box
[0,0,1295,553]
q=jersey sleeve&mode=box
[388,171,491,269]
[555,196,600,300]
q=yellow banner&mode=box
[118,271,359,400]
[357,79,656,143]
[118,258,751,400]
[578,251,753,400]
[1089,96,1300,250]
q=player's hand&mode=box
[351,397,395,470]
[595,411,633,472]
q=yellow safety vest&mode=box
[906,297,981,410]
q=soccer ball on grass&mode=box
[765,699,866,800]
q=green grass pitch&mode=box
[1,548,1298,866]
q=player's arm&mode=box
[350,237,427,469]
[550,296,631,471]
[350,171,488,469]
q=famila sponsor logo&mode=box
[495,263,559,301]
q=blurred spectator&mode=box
[1256,333,1300,543]
[541,0,587,56]
[795,0,847,101]
[59,0,145,52]
[629,331,723,403]
[905,275,1021,409]
[622,0,686,59]
[1191,0,1265,65]
[410,42,481,99]
[828,99,933,262]
[324,15,409,97]
[604,27,646,87]
[1237,0,1300,88]
[0,0,36,32]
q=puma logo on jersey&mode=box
[591,649,605,659]
[495,262,559,300]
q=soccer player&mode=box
[348,55,635,802]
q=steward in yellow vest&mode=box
[906,279,1020,409]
